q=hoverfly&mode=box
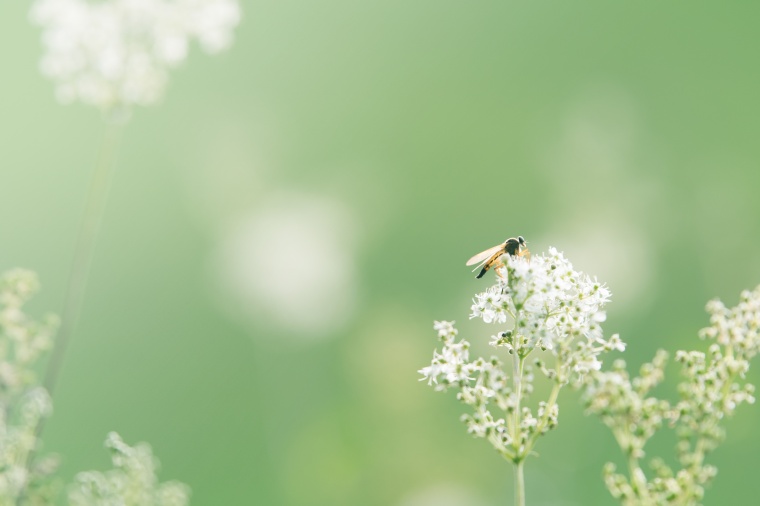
[466,236,530,279]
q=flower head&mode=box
[30,0,241,112]
[421,246,621,463]
[470,247,617,385]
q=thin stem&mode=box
[719,345,737,401]
[511,345,524,454]
[522,380,561,456]
[513,459,525,506]
[43,122,122,397]
[627,452,652,504]
[510,331,527,506]
[18,122,122,505]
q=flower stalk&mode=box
[420,247,623,505]
[43,122,122,398]
[584,285,760,506]
[514,459,525,506]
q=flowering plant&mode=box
[69,432,190,506]
[0,270,59,504]
[0,3,241,503]
[584,285,760,506]
[419,247,624,506]
[420,242,760,506]
[0,269,188,505]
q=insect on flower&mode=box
[466,236,530,279]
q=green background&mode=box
[2,1,760,504]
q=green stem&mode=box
[523,380,561,456]
[43,122,122,397]
[512,348,522,446]
[18,122,122,505]
[514,459,525,506]
[627,450,652,504]
[510,332,527,506]
[719,345,737,401]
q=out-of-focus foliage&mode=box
[0,270,59,505]
[586,285,760,506]
[0,270,188,506]
[69,432,190,506]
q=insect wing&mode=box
[466,243,504,266]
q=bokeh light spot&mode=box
[212,193,359,343]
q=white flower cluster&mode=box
[420,247,620,463]
[471,247,622,383]
[583,352,670,460]
[419,321,517,457]
[30,0,241,111]
[585,284,760,506]
[419,321,476,391]
[0,269,60,503]
[69,432,190,506]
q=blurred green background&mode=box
[2,1,760,504]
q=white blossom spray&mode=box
[420,247,623,506]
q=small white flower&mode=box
[574,356,602,374]
[433,320,458,341]
[418,329,477,391]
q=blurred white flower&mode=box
[398,484,491,506]
[30,0,241,111]
[213,194,359,342]
[0,270,60,503]
[69,432,190,506]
